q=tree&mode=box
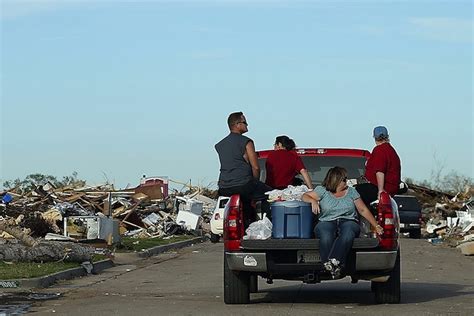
[3,172,86,194]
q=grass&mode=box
[117,235,196,252]
[0,253,109,280]
[0,236,196,279]
[0,261,80,280]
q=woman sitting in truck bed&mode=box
[302,166,383,279]
[265,135,313,190]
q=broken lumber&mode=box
[0,218,38,247]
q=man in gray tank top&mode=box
[215,112,271,224]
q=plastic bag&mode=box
[243,215,273,240]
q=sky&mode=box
[1,0,473,190]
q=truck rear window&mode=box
[258,156,367,187]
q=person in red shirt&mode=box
[265,135,313,190]
[356,126,401,206]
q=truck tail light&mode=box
[377,192,399,250]
[224,195,244,251]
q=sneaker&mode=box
[323,261,333,272]
[327,258,341,279]
[329,258,340,266]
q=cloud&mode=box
[409,17,473,43]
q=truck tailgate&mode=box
[241,237,379,250]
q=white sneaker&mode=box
[327,258,341,279]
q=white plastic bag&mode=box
[243,216,273,240]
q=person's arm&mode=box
[354,198,383,235]
[245,140,260,179]
[376,171,385,197]
[299,168,313,190]
[302,191,320,215]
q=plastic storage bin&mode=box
[271,200,313,239]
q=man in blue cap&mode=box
[356,126,401,206]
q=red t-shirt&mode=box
[265,150,305,189]
[365,142,401,196]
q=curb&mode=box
[0,236,207,290]
[0,259,115,290]
[138,236,206,258]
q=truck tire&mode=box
[210,233,220,243]
[374,250,401,304]
[249,274,258,293]
[224,254,250,304]
[409,229,421,239]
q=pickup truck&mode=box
[394,195,422,239]
[223,148,401,304]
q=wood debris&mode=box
[0,180,218,262]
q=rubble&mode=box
[408,183,473,255]
[1,176,471,257]
[0,178,217,262]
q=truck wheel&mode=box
[224,254,250,304]
[374,250,401,304]
[249,274,258,293]
[210,233,220,243]
[409,229,421,239]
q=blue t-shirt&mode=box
[314,186,360,222]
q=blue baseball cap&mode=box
[373,126,389,138]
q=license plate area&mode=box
[297,250,321,263]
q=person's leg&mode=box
[218,185,255,227]
[315,221,337,263]
[355,183,378,210]
[329,219,361,266]
[250,180,272,219]
[250,179,272,199]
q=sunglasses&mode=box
[238,121,248,126]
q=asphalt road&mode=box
[11,238,474,315]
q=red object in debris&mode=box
[140,176,169,198]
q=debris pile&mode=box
[409,183,474,255]
[0,179,217,258]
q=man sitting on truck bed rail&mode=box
[215,112,272,225]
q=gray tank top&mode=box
[215,133,253,188]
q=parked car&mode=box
[210,196,230,243]
[393,195,422,239]
[223,148,401,305]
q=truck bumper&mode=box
[226,250,398,272]
[225,252,267,272]
[355,251,398,271]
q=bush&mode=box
[3,172,86,194]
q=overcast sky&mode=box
[1,0,472,190]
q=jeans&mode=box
[315,219,360,266]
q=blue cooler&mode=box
[271,200,313,239]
